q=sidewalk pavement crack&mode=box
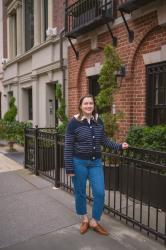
[0,222,79,250]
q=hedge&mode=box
[126,125,166,152]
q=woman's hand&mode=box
[122,142,129,149]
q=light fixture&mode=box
[112,104,116,115]
[116,65,126,87]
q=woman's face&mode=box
[80,97,94,116]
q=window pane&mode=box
[155,73,166,105]
[44,0,48,40]
[28,88,33,120]
[89,75,100,113]
[25,0,34,51]
[154,109,166,125]
[146,62,166,125]
[89,75,100,97]
[13,13,17,56]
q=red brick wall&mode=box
[67,8,166,140]
[53,0,65,32]
[131,25,166,125]
[52,0,81,31]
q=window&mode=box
[8,91,13,104]
[28,88,33,120]
[7,11,17,58]
[146,62,166,125]
[88,75,101,113]
[25,0,34,51]
[44,0,48,40]
[8,91,13,98]
[88,75,100,97]
[12,12,17,56]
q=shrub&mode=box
[0,120,32,145]
[55,82,68,134]
[3,96,17,122]
[126,125,166,152]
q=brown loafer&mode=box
[80,221,89,234]
[90,223,109,236]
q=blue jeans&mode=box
[72,157,105,221]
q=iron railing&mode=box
[65,0,115,38]
[24,127,166,244]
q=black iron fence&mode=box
[24,127,166,244]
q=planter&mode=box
[104,164,119,191]
[119,164,166,211]
[8,141,15,152]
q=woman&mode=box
[64,94,128,235]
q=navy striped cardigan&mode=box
[64,115,122,174]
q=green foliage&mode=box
[56,122,68,135]
[100,112,123,138]
[0,119,32,145]
[3,96,17,122]
[96,44,123,137]
[55,82,68,134]
[126,125,166,152]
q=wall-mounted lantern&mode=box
[116,65,126,87]
[112,103,116,115]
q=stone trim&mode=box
[143,45,166,65]
[3,60,63,85]
[85,63,102,77]
[4,36,62,69]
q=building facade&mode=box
[65,0,166,139]
[0,0,5,119]
[2,0,67,127]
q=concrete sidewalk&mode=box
[0,153,165,250]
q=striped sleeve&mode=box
[102,135,122,151]
[64,119,75,174]
[100,118,122,151]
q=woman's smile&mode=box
[81,97,94,117]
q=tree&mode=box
[96,44,123,138]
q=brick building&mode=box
[65,0,166,139]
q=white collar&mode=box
[74,113,98,121]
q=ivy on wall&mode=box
[55,82,68,134]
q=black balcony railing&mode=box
[24,127,166,244]
[65,0,115,38]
